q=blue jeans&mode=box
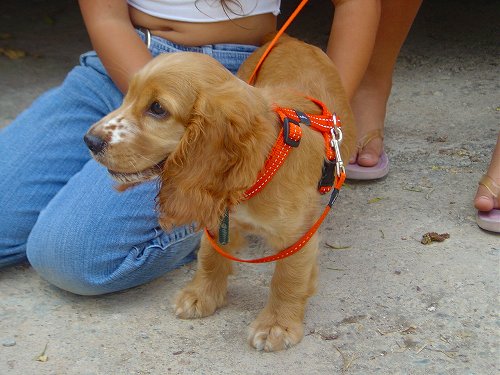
[0,31,257,295]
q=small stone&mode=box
[2,339,16,347]
[318,331,338,341]
[421,232,450,245]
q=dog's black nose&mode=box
[84,133,107,154]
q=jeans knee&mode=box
[26,219,105,296]
[26,209,200,296]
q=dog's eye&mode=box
[147,101,168,118]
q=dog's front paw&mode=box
[174,288,224,319]
[248,316,304,352]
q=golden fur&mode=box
[85,34,355,352]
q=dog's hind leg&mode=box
[248,234,319,352]
[174,230,244,319]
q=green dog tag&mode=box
[218,208,230,245]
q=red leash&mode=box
[204,172,345,264]
[247,0,310,85]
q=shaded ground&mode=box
[1,1,498,374]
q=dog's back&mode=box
[237,34,356,161]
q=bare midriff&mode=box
[128,7,277,46]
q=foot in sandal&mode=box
[474,133,500,233]
[345,79,392,181]
[345,128,389,180]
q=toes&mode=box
[475,196,494,211]
[357,150,380,167]
[351,136,384,167]
[474,184,497,211]
[358,140,384,167]
[249,322,303,352]
[174,289,218,319]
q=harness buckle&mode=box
[318,160,335,194]
[283,117,301,147]
[294,110,311,126]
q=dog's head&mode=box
[85,52,272,229]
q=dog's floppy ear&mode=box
[157,80,272,230]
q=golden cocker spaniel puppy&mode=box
[85,34,355,352]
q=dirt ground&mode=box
[1,1,498,374]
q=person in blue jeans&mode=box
[0,0,424,295]
[0,1,278,295]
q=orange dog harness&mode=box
[205,99,346,263]
[244,97,343,199]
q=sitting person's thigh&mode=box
[26,159,200,296]
[0,60,122,268]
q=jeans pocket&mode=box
[79,51,108,76]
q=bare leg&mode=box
[327,0,381,101]
[474,133,500,211]
[348,0,423,166]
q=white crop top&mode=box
[128,0,281,22]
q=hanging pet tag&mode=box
[218,208,230,245]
